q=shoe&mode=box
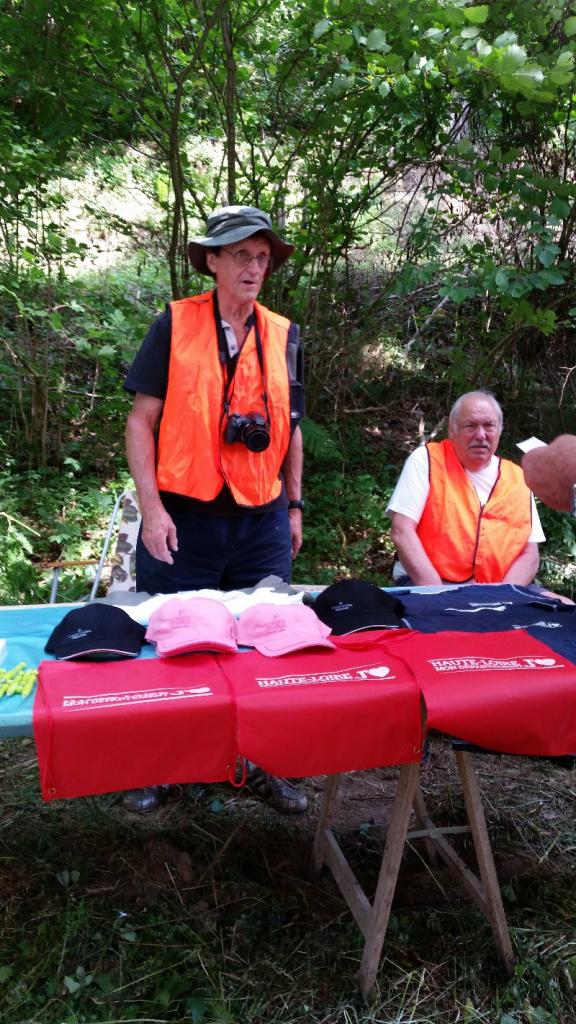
[122,785,172,813]
[245,767,308,814]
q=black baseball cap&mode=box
[313,579,406,635]
[45,604,146,661]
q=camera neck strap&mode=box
[213,291,270,423]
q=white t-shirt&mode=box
[386,446,545,579]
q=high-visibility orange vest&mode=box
[156,291,292,506]
[417,439,532,583]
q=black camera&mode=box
[224,412,270,452]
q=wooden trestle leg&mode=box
[356,761,421,999]
[412,750,514,974]
[312,750,514,1002]
[311,763,421,1001]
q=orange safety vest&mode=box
[417,439,532,583]
[156,291,292,506]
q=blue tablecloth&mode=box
[0,604,158,738]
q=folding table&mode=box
[0,602,505,1000]
[4,598,576,1000]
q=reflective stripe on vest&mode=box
[156,292,291,505]
[417,439,532,583]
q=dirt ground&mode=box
[60,732,576,903]
[3,732,575,905]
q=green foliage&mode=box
[0,0,576,593]
[0,467,133,605]
[0,257,169,470]
[0,499,39,606]
[536,504,576,599]
[299,417,343,464]
[295,420,399,584]
[2,0,576,383]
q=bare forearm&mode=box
[125,413,164,518]
[283,425,303,559]
[283,425,303,500]
[396,544,443,586]
[390,514,443,585]
[125,395,178,563]
[502,542,539,585]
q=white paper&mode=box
[516,436,547,453]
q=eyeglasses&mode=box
[221,249,270,270]
[459,421,500,434]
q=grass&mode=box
[1,737,576,1023]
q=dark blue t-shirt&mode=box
[400,584,576,663]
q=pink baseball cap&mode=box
[236,603,336,657]
[146,597,238,657]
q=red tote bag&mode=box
[386,629,576,756]
[217,631,423,777]
[34,655,236,800]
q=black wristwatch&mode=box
[288,499,304,510]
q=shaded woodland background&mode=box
[1,0,576,600]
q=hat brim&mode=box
[53,641,142,661]
[155,635,238,657]
[253,634,336,657]
[188,227,295,278]
[320,618,401,637]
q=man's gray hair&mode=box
[449,390,503,429]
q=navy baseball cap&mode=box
[45,604,146,661]
[313,580,406,635]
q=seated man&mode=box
[387,390,544,585]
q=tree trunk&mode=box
[221,5,236,205]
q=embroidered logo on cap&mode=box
[237,603,335,656]
[252,615,288,637]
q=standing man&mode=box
[387,390,544,585]
[124,205,306,814]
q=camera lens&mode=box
[243,422,270,452]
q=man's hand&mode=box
[522,435,576,512]
[140,507,179,564]
[289,507,302,558]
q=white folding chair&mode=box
[42,490,141,603]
